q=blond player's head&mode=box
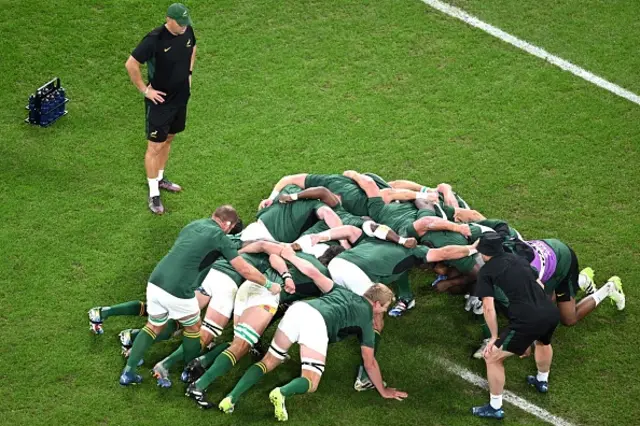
[363,283,395,313]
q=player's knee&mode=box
[560,315,578,327]
[234,323,261,348]
[308,380,319,393]
[262,352,281,371]
[230,338,251,357]
[146,322,164,335]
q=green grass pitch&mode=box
[1,1,639,425]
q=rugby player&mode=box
[118,206,281,386]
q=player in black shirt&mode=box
[471,234,560,420]
[125,3,197,214]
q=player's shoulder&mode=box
[145,25,166,39]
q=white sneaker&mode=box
[473,339,489,359]
[607,276,625,311]
[579,267,596,295]
[471,297,483,315]
[464,295,483,315]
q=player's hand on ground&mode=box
[258,199,273,210]
[145,85,166,104]
[278,194,293,204]
[284,278,296,294]
[402,237,418,248]
[381,387,408,400]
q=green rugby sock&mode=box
[195,349,236,390]
[280,377,312,397]
[228,362,267,402]
[156,320,178,341]
[200,342,230,368]
[182,330,202,365]
[161,345,184,369]
[130,320,177,345]
[101,300,145,320]
[396,273,414,300]
[125,326,156,372]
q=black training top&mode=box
[475,252,555,325]
[131,25,196,106]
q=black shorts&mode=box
[555,246,580,303]
[145,101,188,143]
[496,320,558,356]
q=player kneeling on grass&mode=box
[471,234,560,420]
[184,241,343,407]
[118,206,280,386]
[215,249,407,421]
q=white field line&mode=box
[436,357,579,426]
[420,0,640,106]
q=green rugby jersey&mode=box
[336,237,429,284]
[149,219,241,299]
[305,285,376,348]
[304,174,371,216]
[257,185,326,242]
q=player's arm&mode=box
[361,346,407,400]
[219,236,280,291]
[126,36,166,105]
[425,240,478,263]
[453,208,486,223]
[189,45,197,87]
[315,205,343,230]
[238,240,284,255]
[343,170,380,198]
[268,254,295,294]
[382,188,439,203]
[436,183,458,208]
[280,248,334,293]
[412,216,471,237]
[388,179,433,192]
[310,225,362,246]
[482,296,499,354]
[279,187,340,208]
[125,56,147,93]
[362,221,418,248]
[258,174,309,210]
[230,256,280,293]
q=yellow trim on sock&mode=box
[256,362,267,374]
[303,377,312,391]
[183,330,201,339]
[222,350,237,365]
[374,330,381,336]
[142,326,157,340]
[139,301,145,316]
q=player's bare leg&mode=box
[157,134,182,192]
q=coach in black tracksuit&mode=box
[471,233,560,419]
[125,3,196,215]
